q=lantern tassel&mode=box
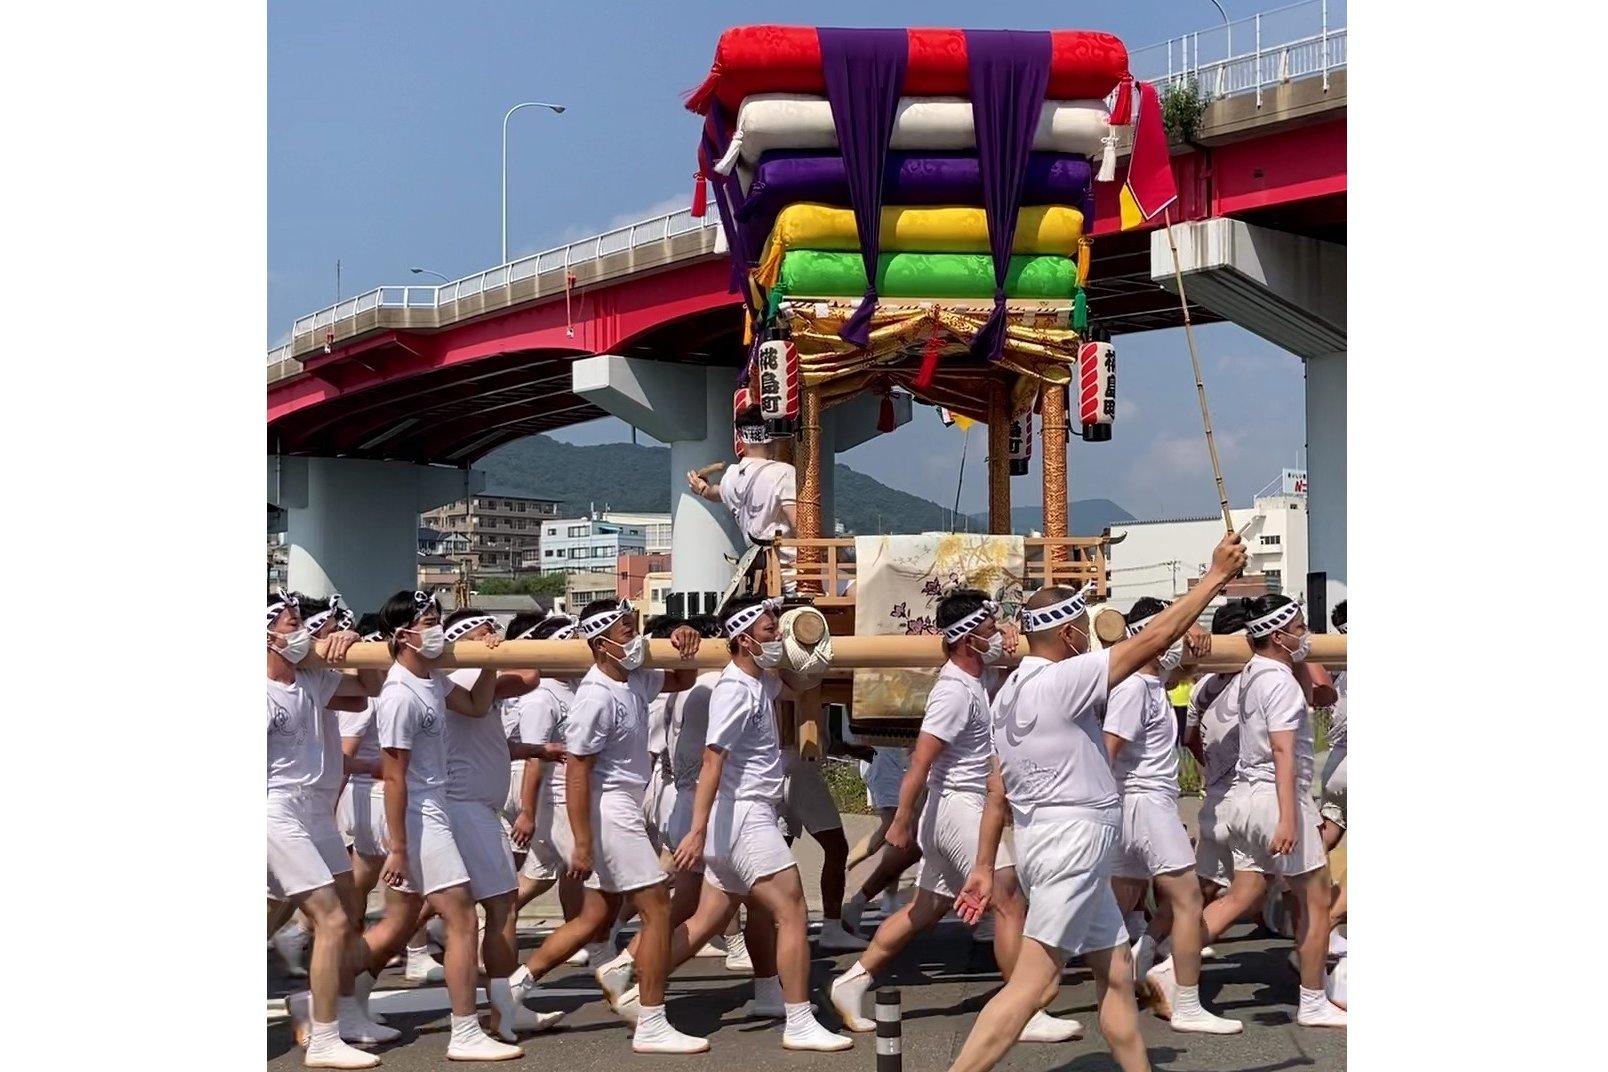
[1073,287,1088,334]
[913,306,944,390]
[690,171,708,218]
[1077,237,1092,288]
[878,392,897,433]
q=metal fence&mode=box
[268,1,1345,366]
[1128,0,1346,104]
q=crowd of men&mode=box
[267,529,1348,1072]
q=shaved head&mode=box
[1023,586,1081,637]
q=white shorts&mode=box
[644,772,678,854]
[268,789,352,900]
[503,762,525,824]
[781,752,843,837]
[1194,785,1235,888]
[403,798,471,896]
[863,754,906,811]
[1012,806,1129,958]
[915,790,1014,899]
[664,782,703,873]
[1319,749,1347,830]
[337,778,387,859]
[1113,792,1197,880]
[444,798,518,900]
[520,794,573,882]
[1226,782,1328,878]
[584,787,668,894]
[704,798,796,894]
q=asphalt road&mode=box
[269,809,1346,1072]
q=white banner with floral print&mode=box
[852,534,1025,719]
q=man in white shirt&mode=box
[1183,602,1257,901]
[374,589,523,1062]
[831,590,1081,1044]
[1200,594,1347,1029]
[503,598,710,1055]
[1102,598,1240,1035]
[1319,601,1347,850]
[612,596,852,1051]
[941,530,1246,1072]
[266,591,390,1068]
[686,409,797,569]
[437,608,567,1043]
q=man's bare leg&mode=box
[944,937,1068,1072]
[1201,869,1270,945]
[1293,865,1347,1026]
[1083,942,1152,1072]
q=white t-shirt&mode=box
[919,662,997,796]
[704,663,786,802]
[1329,670,1347,752]
[647,693,671,758]
[1188,673,1242,792]
[442,669,514,807]
[514,678,576,806]
[1235,654,1315,792]
[375,662,454,805]
[719,458,796,556]
[1104,673,1180,798]
[338,700,381,785]
[565,665,666,793]
[266,669,344,792]
[665,671,721,790]
[990,650,1118,818]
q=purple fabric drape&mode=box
[700,106,754,307]
[818,27,908,347]
[965,29,1052,362]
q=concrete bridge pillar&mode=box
[1153,217,1346,621]
[574,356,911,615]
[269,456,480,614]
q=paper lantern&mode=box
[1078,332,1116,442]
[757,338,800,439]
[1008,412,1032,476]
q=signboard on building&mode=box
[1282,469,1308,496]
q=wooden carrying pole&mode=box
[309,634,1345,674]
[1040,384,1068,563]
[987,378,1011,534]
[1161,210,1234,534]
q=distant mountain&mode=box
[478,435,1129,536]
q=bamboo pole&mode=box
[795,385,824,593]
[1040,384,1068,564]
[308,634,1344,674]
[987,378,1011,534]
[1161,210,1234,534]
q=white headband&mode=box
[941,600,999,644]
[1124,611,1162,639]
[737,424,772,444]
[304,592,350,635]
[546,620,577,641]
[444,614,496,642]
[725,597,783,638]
[1337,623,1346,635]
[580,600,633,639]
[1246,601,1303,638]
[1020,584,1096,633]
[361,630,386,642]
[266,588,298,624]
[410,589,441,625]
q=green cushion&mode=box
[775,250,1076,300]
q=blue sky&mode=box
[269,0,1311,519]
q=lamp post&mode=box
[502,101,566,265]
[410,267,450,283]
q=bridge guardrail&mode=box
[269,0,1344,367]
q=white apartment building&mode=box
[534,516,647,574]
[1106,472,1309,611]
[600,511,672,555]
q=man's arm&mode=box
[326,694,370,712]
[1268,730,1299,856]
[341,735,381,778]
[333,668,385,698]
[380,747,410,887]
[1108,531,1246,689]
[564,753,597,878]
[956,760,1009,923]
[510,757,542,850]
[446,668,498,718]
[672,746,728,872]
[1292,661,1337,708]
[493,669,541,701]
[655,626,703,694]
[886,734,945,850]
[1103,731,1130,769]
[1183,720,1207,771]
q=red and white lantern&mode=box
[1008,412,1033,476]
[1078,339,1116,442]
[757,338,800,438]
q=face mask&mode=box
[609,635,646,671]
[272,627,311,665]
[971,633,1005,665]
[1279,631,1311,662]
[748,637,786,668]
[1158,640,1185,674]
[408,625,446,659]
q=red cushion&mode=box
[686,26,1129,115]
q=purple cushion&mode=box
[735,151,1094,260]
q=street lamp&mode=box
[502,101,566,264]
[1205,0,1232,57]
[410,267,450,283]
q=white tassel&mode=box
[714,130,744,176]
[1097,129,1117,183]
